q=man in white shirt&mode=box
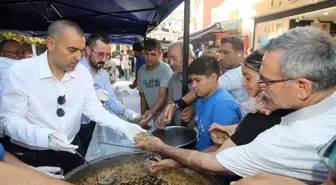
[0,40,25,137]
[0,20,145,173]
[0,40,25,104]
[113,55,123,78]
[136,27,336,184]
[0,57,15,106]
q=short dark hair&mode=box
[188,55,220,78]
[133,42,144,52]
[144,38,162,52]
[46,20,85,38]
[162,50,168,58]
[243,50,263,72]
[87,31,111,48]
[220,36,244,51]
[0,39,20,51]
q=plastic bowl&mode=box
[140,152,162,168]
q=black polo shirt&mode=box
[231,109,295,146]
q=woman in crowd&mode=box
[209,50,295,147]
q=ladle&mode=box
[74,150,116,185]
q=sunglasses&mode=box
[56,95,66,117]
[317,135,336,174]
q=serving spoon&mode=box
[73,150,116,185]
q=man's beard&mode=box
[90,59,105,70]
[219,60,228,74]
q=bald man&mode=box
[0,20,145,173]
[0,40,24,105]
[0,39,24,60]
[155,42,195,129]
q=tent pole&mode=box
[182,0,190,96]
[181,0,190,127]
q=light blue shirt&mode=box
[80,57,125,124]
[0,57,15,104]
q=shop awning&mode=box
[178,23,220,41]
[177,19,241,41]
[0,0,184,37]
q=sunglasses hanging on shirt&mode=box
[57,95,66,117]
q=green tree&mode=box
[0,31,45,44]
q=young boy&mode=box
[138,38,173,126]
[188,55,242,152]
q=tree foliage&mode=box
[0,31,45,44]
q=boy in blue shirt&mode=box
[188,55,242,152]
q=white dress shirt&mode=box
[0,57,16,104]
[0,52,130,150]
[216,92,336,184]
[112,58,121,66]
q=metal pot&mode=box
[150,126,197,149]
[64,152,223,185]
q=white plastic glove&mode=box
[48,132,78,154]
[30,166,64,179]
[95,88,109,102]
[115,123,147,143]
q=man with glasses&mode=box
[0,39,25,60]
[79,31,142,154]
[0,40,24,104]
[0,20,145,173]
[137,27,336,184]
[0,40,25,133]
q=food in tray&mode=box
[210,129,230,145]
[134,132,150,144]
[79,162,211,185]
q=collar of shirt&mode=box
[39,52,76,81]
[282,92,336,122]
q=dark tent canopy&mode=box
[0,0,184,40]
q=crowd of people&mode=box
[0,19,335,185]
[134,26,336,185]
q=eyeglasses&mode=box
[2,50,25,57]
[317,135,336,173]
[257,75,292,86]
[56,95,66,117]
[89,47,111,60]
